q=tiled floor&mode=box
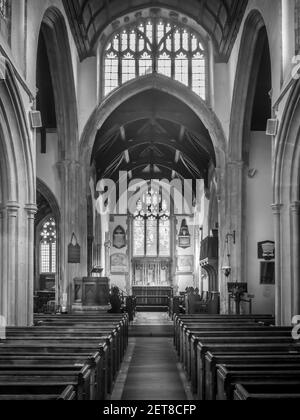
[111,313,192,401]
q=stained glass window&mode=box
[40,217,57,274]
[133,188,170,257]
[133,216,145,257]
[0,0,8,18]
[103,18,207,100]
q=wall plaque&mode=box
[258,241,275,260]
[178,219,191,249]
[111,253,128,273]
[68,233,81,264]
[177,255,194,273]
[113,225,126,249]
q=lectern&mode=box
[73,277,110,311]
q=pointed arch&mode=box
[40,6,78,159]
[80,73,227,171]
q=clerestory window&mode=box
[103,18,207,100]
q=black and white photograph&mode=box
[0,0,300,406]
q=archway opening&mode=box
[244,25,274,315]
[88,88,218,308]
[34,178,60,313]
[35,26,59,307]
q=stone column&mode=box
[6,202,20,326]
[291,201,300,317]
[104,233,111,277]
[170,215,177,294]
[57,160,82,309]
[226,161,245,284]
[127,215,133,294]
[24,204,37,326]
[194,224,200,290]
[272,203,283,325]
[0,206,6,321]
[93,211,102,268]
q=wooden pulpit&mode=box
[73,277,110,311]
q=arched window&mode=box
[103,18,207,100]
[0,0,11,42]
[40,217,57,274]
[133,187,171,257]
[0,0,8,18]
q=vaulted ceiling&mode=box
[63,0,248,62]
[92,90,215,185]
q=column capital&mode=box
[290,201,300,214]
[6,201,20,216]
[271,203,283,215]
[24,203,38,218]
[57,159,82,168]
[227,160,245,169]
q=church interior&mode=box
[0,0,300,401]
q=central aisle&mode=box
[112,313,192,401]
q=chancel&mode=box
[0,0,300,402]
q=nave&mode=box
[112,313,190,401]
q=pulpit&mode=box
[73,277,110,311]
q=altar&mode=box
[132,258,172,287]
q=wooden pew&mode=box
[216,365,300,400]
[196,342,300,400]
[234,383,300,400]
[185,327,292,379]
[0,313,129,400]
[0,384,76,401]
[0,352,105,400]
[34,315,128,351]
[174,314,275,349]
[0,366,92,400]
[0,337,115,393]
[205,352,300,400]
[6,327,121,377]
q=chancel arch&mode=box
[79,71,227,305]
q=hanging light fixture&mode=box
[222,231,236,278]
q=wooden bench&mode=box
[185,327,292,380]
[0,313,128,400]
[196,342,300,400]
[0,351,107,399]
[0,366,92,400]
[0,384,76,401]
[0,313,129,400]
[234,383,300,400]
[174,314,275,349]
[6,328,121,377]
[205,352,300,400]
[217,365,300,400]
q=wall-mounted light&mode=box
[248,169,257,179]
[222,266,232,278]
